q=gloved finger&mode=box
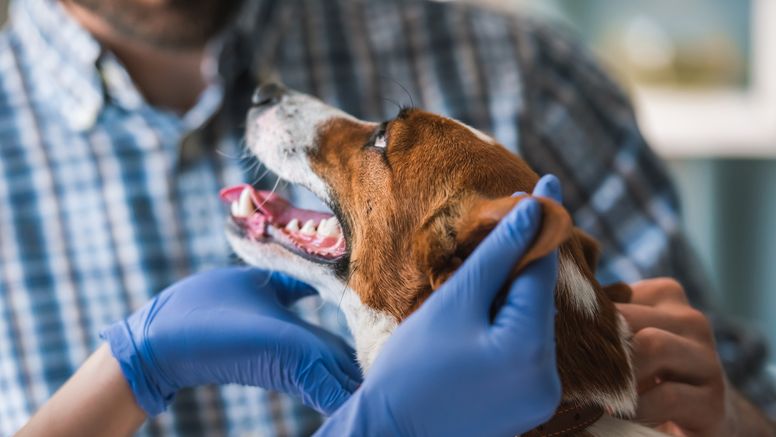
[433,199,542,320]
[315,330,364,388]
[334,354,363,391]
[328,358,361,395]
[292,317,363,386]
[268,271,318,306]
[297,360,356,415]
[312,354,361,399]
[533,174,562,203]
[491,251,558,346]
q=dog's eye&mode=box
[373,133,387,149]
[366,122,389,151]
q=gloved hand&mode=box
[316,175,564,437]
[101,268,362,416]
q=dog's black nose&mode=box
[252,83,286,107]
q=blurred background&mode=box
[1,0,773,355]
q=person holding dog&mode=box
[0,0,773,436]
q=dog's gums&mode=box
[220,184,347,263]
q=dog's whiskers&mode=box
[380,75,416,109]
[259,270,276,288]
[335,261,359,330]
[250,165,273,186]
[216,137,252,161]
[215,146,240,160]
[383,97,402,114]
[254,174,282,210]
[255,149,290,208]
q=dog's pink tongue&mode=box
[220,185,347,259]
[219,184,330,225]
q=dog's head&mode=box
[224,84,636,416]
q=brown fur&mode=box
[310,108,633,418]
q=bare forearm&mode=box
[18,344,147,437]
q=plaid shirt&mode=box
[0,0,773,435]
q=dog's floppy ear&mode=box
[457,194,574,275]
[415,194,574,291]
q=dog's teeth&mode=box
[285,218,300,232]
[317,218,332,236]
[233,187,254,218]
[331,219,342,235]
[300,219,316,235]
[331,218,342,234]
[318,217,340,237]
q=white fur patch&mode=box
[226,232,342,297]
[612,312,638,416]
[246,90,366,204]
[450,117,496,144]
[564,313,636,418]
[557,254,599,318]
[346,304,398,371]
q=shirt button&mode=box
[69,104,99,131]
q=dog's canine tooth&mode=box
[318,217,340,237]
[234,187,254,218]
[230,201,241,217]
[301,219,316,235]
[286,218,300,232]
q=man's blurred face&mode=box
[70,0,244,49]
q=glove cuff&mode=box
[100,320,175,416]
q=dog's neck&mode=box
[316,284,397,370]
[322,256,638,417]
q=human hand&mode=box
[316,175,564,437]
[101,268,361,416]
[618,278,775,437]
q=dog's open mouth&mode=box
[220,184,347,263]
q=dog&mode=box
[222,83,668,436]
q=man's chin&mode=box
[67,0,245,50]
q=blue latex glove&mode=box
[316,175,564,437]
[101,268,362,416]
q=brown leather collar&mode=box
[520,403,604,437]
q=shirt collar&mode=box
[10,0,225,133]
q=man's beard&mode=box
[70,0,245,50]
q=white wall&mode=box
[669,159,776,354]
